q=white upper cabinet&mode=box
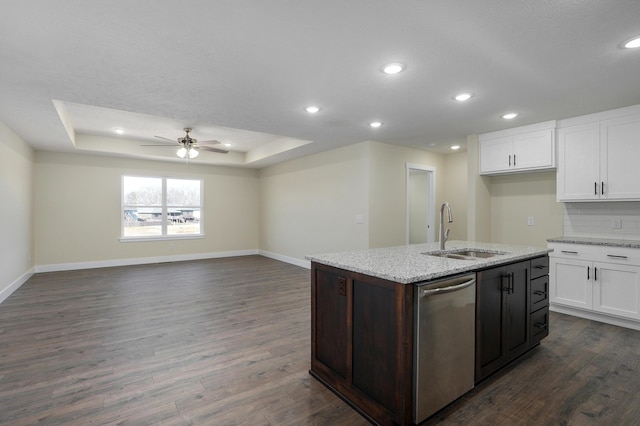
[479,121,556,175]
[557,105,640,201]
[557,123,600,200]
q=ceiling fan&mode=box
[143,128,229,159]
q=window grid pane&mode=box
[122,176,202,238]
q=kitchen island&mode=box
[306,241,551,426]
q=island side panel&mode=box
[310,262,414,426]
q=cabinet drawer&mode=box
[530,276,549,312]
[531,256,549,279]
[530,306,549,345]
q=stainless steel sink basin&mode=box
[424,249,508,260]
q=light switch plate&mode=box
[527,216,535,226]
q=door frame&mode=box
[405,163,436,244]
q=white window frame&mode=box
[120,175,205,242]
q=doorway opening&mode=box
[406,164,435,244]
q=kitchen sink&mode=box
[424,249,508,260]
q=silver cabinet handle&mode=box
[561,250,578,254]
[420,278,475,297]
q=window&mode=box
[122,175,203,239]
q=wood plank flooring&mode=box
[0,255,639,425]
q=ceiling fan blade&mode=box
[198,139,222,145]
[199,146,229,154]
[154,135,177,142]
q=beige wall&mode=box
[0,122,34,299]
[466,133,563,247]
[443,151,468,241]
[490,171,564,248]
[259,142,370,262]
[34,152,259,266]
[466,134,492,242]
[368,141,446,248]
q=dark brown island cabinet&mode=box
[310,255,550,426]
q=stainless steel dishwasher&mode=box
[413,273,476,423]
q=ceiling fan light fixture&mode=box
[176,146,187,158]
[188,147,199,159]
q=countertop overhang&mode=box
[547,236,640,249]
[306,240,551,284]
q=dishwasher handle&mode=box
[420,278,476,298]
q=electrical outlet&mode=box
[527,216,535,226]
[338,276,346,296]
[611,218,622,229]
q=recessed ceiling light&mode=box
[502,112,518,120]
[451,145,461,150]
[454,93,474,102]
[305,105,321,113]
[114,128,125,134]
[621,36,640,49]
[369,121,383,128]
[224,143,232,147]
[382,63,405,75]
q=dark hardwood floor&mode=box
[0,255,639,425]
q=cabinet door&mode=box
[557,123,600,201]
[600,114,640,200]
[475,265,508,381]
[549,257,592,309]
[512,129,555,171]
[313,268,349,378]
[475,260,531,382]
[592,262,640,320]
[479,136,512,174]
[505,262,530,359]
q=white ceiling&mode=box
[1,1,639,167]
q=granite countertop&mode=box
[547,236,640,249]
[305,240,551,284]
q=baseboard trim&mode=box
[34,249,260,273]
[550,304,640,331]
[259,250,311,269]
[0,267,34,304]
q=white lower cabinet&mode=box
[549,243,640,324]
[550,257,592,309]
[593,263,640,319]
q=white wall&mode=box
[0,122,34,302]
[34,152,259,268]
[259,142,370,263]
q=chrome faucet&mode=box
[439,202,453,250]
